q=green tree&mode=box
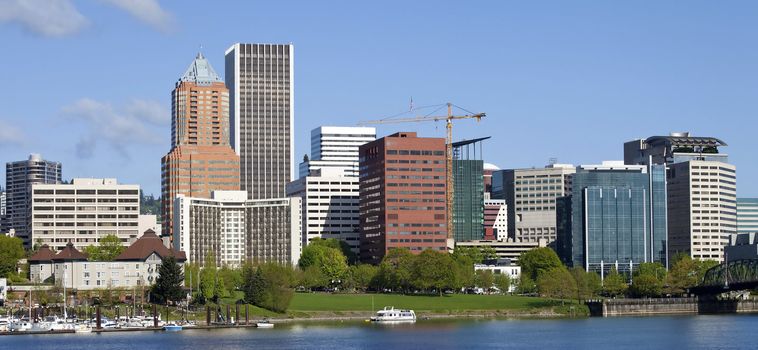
[309,238,358,265]
[537,267,577,303]
[348,264,378,292]
[375,249,415,293]
[570,267,601,301]
[0,236,24,278]
[411,250,457,295]
[242,263,296,313]
[474,269,494,291]
[453,247,484,264]
[602,267,628,298]
[452,251,475,290]
[630,262,666,298]
[300,265,328,290]
[217,266,243,298]
[481,247,499,261]
[82,234,125,261]
[199,252,218,302]
[516,274,537,294]
[299,243,349,285]
[519,247,562,281]
[150,256,184,305]
[493,274,511,294]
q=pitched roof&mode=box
[52,242,88,261]
[179,52,223,86]
[114,230,186,262]
[28,244,56,262]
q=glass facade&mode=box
[556,164,667,274]
[453,159,484,241]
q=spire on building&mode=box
[180,52,222,85]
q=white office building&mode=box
[30,178,140,251]
[299,126,376,178]
[174,191,302,267]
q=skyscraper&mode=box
[625,132,736,262]
[555,161,668,273]
[359,132,448,264]
[6,154,61,247]
[452,137,487,242]
[161,53,241,238]
[737,198,758,234]
[287,126,375,256]
[225,43,294,200]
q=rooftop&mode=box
[645,132,727,148]
[114,229,186,262]
[179,52,223,86]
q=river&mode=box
[3,315,756,349]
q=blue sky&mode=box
[0,0,756,196]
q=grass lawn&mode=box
[289,293,559,313]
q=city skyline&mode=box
[1,1,757,197]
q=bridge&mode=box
[690,259,758,295]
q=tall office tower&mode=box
[737,198,758,234]
[625,133,736,262]
[287,126,376,256]
[452,137,487,242]
[161,53,241,238]
[358,132,448,264]
[225,43,294,200]
[174,191,302,267]
[555,161,668,273]
[30,178,140,251]
[0,186,6,234]
[6,154,62,247]
[492,164,574,243]
[299,126,376,178]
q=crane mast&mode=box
[359,103,485,248]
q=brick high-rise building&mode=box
[161,53,240,238]
[359,132,448,264]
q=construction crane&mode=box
[358,102,486,248]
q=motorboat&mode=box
[370,307,416,323]
[8,319,32,332]
[163,323,182,331]
[74,324,93,334]
[256,321,274,329]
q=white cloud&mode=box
[0,0,88,37]
[0,119,25,147]
[61,98,167,159]
[101,0,175,33]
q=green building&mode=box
[452,137,489,242]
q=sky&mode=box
[0,0,756,196]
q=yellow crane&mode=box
[358,102,486,247]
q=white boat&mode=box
[163,323,182,331]
[74,324,93,334]
[8,319,32,332]
[370,307,416,323]
[256,322,274,329]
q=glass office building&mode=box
[452,138,488,242]
[556,161,667,274]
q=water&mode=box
[3,315,757,349]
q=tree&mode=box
[519,247,562,281]
[299,243,348,286]
[602,267,628,298]
[481,247,499,262]
[0,236,24,278]
[300,265,328,290]
[242,263,296,313]
[474,270,494,292]
[217,266,243,298]
[411,250,457,295]
[348,264,378,292]
[516,274,537,294]
[453,247,484,264]
[375,249,415,293]
[494,274,511,294]
[537,267,577,303]
[199,252,218,302]
[309,238,358,265]
[630,262,666,298]
[83,234,125,261]
[452,251,475,290]
[151,256,185,305]
[570,267,601,302]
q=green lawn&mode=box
[289,293,557,313]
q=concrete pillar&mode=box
[206,306,211,325]
[152,304,158,328]
[96,306,102,329]
[235,304,240,325]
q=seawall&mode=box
[587,297,758,317]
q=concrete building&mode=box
[174,191,302,267]
[0,186,6,234]
[287,126,375,256]
[359,132,448,264]
[299,126,376,178]
[161,53,241,239]
[29,231,186,290]
[725,233,758,260]
[6,154,62,247]
[474,262,520,292]
[287,168,361,256]
[30,178,140,251]
[555,161,668,273]
[483,199,508,241]
[492,164,574,244]
[225,43,294,200]
[737,198,758,234]
[456,239,547,265]
[625,133,736,262]
[452,138,487,242]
